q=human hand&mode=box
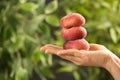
[40,44,119,68]
[40,44,120,80]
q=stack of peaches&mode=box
[60,13,89,50]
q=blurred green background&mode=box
[0,0,120,80]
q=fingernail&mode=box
[40,47,44,51]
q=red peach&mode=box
[63,39,89,50]
[61,27,87,41]
[60,13,85,28]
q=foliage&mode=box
[0,0,120,80]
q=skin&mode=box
[40,44,120,80]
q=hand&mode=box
[40,44,120,80]
[40,44,63,54]
[40,44,118,68]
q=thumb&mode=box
[89,44,106,50]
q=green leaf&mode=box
[47,55,53,66]
[97,21,111,29]
[14,34,25,48]
[73,71,80,80]
[45,14,59,26]
[35,66,47,80]
[21,2,38,11]
[57,64,77,72]
[77,7,92,18]
[64,7,73,14]
[22,59,32,75]
[101,1,111,9]
[12,59,21,75]
[19,0,27,4]
[8,34,25,53]
[36,0,45,14]
[31,47,41,64]
[39,0,45,6]
[40,67,55,79]
[24,15,45,35]
[116,27,120,34]
[25,34,37,43]
[40,53,47,66]
[39,23,52,41]
[45,0,58,14]
[110,28,118,43]
[15,67,29,80]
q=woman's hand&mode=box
[40,44,63,54]
[40,44,120,80]
[40,44,118,68]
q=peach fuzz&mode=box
[63,39,89,50]
[60,13,85,29]
[61,26,87,41]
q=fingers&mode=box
[57,49,105,66]
[40,43,107,54]
[40,44,62,51]
[40,44,63,54]
[89,44,107,50]
[40,44,109,67]
[57,49,89,57]
[57,49,90,65]
[59,55,82,65]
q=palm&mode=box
[40,44,115,68]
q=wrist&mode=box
[105,55,120,69]
[104,55,120,80]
